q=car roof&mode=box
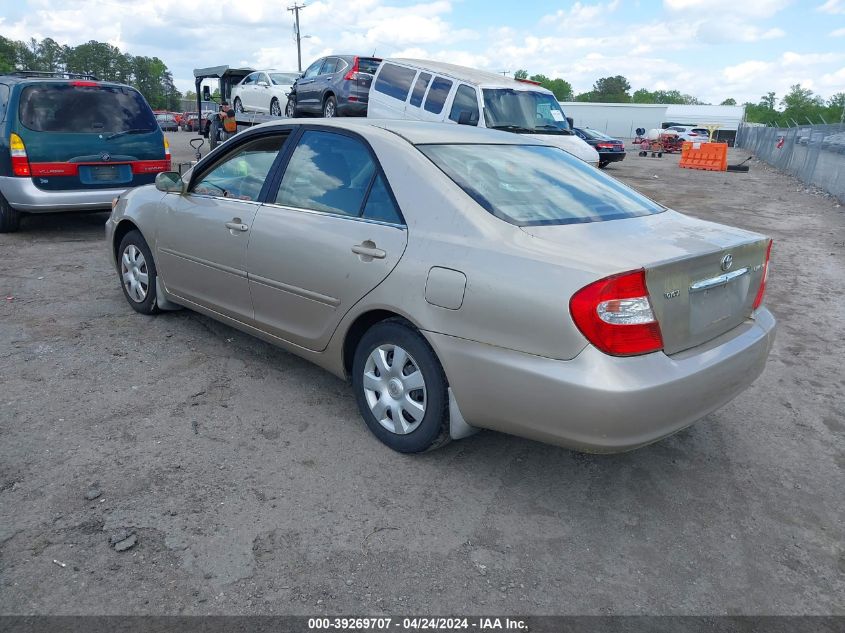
[380,59,555,94]
[0,75,131,89]
[250,118,548,146]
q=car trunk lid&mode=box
[520,211,770,355]
[353,57,381,98]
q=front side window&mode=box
[419,143,664,226]
[192,134,287,202]
[482,89,571,134]
[424,77,453,114]
[275,130,401,222]
[303,59,323,79]
[320,58,339,75]
[409,73,431,108]
[242,73,256,86]
[373,64,417,102]
[448,84,479,125]
[19,84,157,134]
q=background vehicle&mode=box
[366,59,599,165]
[572,127,626,167]
[667,125,710,142]
[231,70,299,116]
[156,112,178,131]
[0,71,169,232]
[181,111,199,131]
[286,55,382,118]
[106,119,774,454]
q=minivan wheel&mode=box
[270,98,281,116]
[352,320,450,453]
[323,95,337,118]
[0,194,22,233]
[285,98,297,118]
[234,97,243,113]
[117,230,160,315]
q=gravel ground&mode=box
[1,130,843,615]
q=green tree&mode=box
[760,92,776,110]
[720,98,737,106]
[827,93,845,123]
[781,84,825,124]
[513,69,528,80]
[0,36,16,73]
[592,75,631,102]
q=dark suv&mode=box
[0,72,170,232]
[285,55,381,118]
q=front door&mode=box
[296,58,324,112]
[247,129,408,350]
[156,132,290,322]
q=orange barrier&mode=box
[679,142,728,172]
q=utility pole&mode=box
[288,3,306,72]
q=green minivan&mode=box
[0,72,170,232]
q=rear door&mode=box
[247,128,408,350]
[156,131,291,321]
[15,82,167,191]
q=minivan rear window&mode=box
[373,64,417,102]
[419,143,663,226]
[424,77,453,114]
[19,84,157,134]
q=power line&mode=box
[287,3,306,73]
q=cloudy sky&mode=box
[2,0,844,104]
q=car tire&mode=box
[285,97,297,118]
[234,97,244,114]
[0,193,22,233]
[208,117,220,150]
[270,98,281,117]
[323,95,337,118]
[117,230,160,315]
[598,160,608,168]
[352,319,450,453]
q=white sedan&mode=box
[231,70,300,116]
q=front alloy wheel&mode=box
[270,99,281,116]
[285,98,296,118]
[234,97,244,113]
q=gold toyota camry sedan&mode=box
[106,119,775,453]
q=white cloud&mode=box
[830,27,845,36]
[817,0,845,13]
[541,0,621,27]
[664,0,791,16]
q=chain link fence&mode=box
[736,122,845,202]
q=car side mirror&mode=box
[202,85,212,102]
[257,80,269,87]
[566,117,574,128]
[155,171,186,194]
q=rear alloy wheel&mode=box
[323,95,337,118]
[0,193,22,233]
[234,97,244,114]
[117,230,159,315]
[270,98,282,117]
[352,320,450,453]
[285,98,297,118]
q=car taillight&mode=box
[344,56,360,81]
[596,142,614,149]
[9,133,30,177]
[71,80,99,87]
[752,240,773,310]
[569,269,664,356]
[163,137,171,169]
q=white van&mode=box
[367,59,599,165]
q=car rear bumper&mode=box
[0,176,127,213]
[425,307,776,453]
[337,100,368,117]
[599,151,626,163]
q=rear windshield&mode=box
[418,144,664,226]
[357,58,382,75]
[19,83,157,134]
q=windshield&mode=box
[271,73,299,85]
[419,143,663,226]
[19,84,157,134]
[482,89,571,134]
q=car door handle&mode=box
[225,220,249,232]
[352,243,386,259]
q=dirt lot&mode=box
[1,130,843,615]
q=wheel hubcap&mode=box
[121,244,149,303]
[363,344,426,435]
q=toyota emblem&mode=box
[101,152,111,162]
[721,254,733,271]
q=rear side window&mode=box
[424,77,452,114]
[19,84,157,134]
[409,73,431,108]
[362,173,402,224]
[448,84,479,125]
[320,58,340,74]
[373,64,417,102]
[0,84,9,122]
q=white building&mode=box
[558,102,746,142]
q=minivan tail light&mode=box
[344,56,360,81]
[752,240,773,310]
[9,133,31,177]
[163,137,172,169]
[71,80,99,87]
[569,269,664,356]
